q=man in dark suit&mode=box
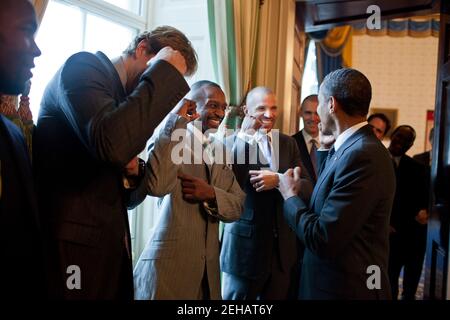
[292,94,320,183]
[278,68,396,299]
[220,87,312,300]
[0,0,45,297]
[388,125,429,300]
[34,27,197,299]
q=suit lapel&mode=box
[310,125,371,207]
[297,130,316,181]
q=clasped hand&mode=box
[249,170,279,192]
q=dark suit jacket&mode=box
[34,51,189,299]
[390,155,429,235]
[220,132,312,281]
[0,115,45,297]
[413,151,431,167]
[283,125,395,299]
[292,130,317,183]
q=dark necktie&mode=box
[326,146,336,166]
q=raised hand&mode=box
[173,98,199,122]
[318,122,336,149]
[149,46,187,75]
[240,114,261,135]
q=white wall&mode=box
[352,35,438,156]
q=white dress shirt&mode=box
[334,121,367,152]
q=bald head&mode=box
[0,0,41,94]
[245,86,278,131]
[187,80,227,132]
[246,87,274,109]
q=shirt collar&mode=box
[334,121,367,152]
[255,129,273,143]
[237,129,272,145]
[111,55,127,92]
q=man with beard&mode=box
[133,81,245,299]
[220,87,312,299]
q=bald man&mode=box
[220,87,312,299]
[0,0,45,297]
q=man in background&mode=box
[34,26,197,299]
[292,94,320,183]
[388,125,429,300]
[0,0,45,298]
[368,113,391,140]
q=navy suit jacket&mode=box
[220,132,312,280]
[284,125,395,299]
[34,51,189,299]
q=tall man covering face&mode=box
[34,24,197,299]
[0,0,45,298]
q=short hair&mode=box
[367,113,391,135]
[391,125,416,141]
[320,68,372,117]
[188,80,222,102]
[246,86,274,108]
[123,26,198,76]
[301,94,318,110]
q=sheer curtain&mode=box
[207,0,261,130]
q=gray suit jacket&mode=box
[34,51,189,299]
[283,125,395,299]
[133,115,245,299]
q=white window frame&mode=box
[57,0,148,31]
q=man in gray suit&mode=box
[278,68,396,299]
[133,81,245,300]
[34,26,197,299]
[220,87,312,300]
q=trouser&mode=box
[388,227,427,300]
[222,247,297,300]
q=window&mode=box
[299,40,319,130]
[29,0,145,122]
[103,0,142,15]
[301,40,319,102]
